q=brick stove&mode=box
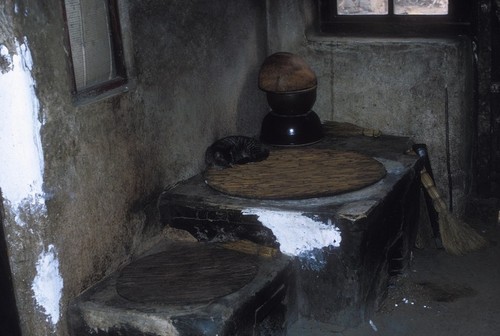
[68,123,421,335]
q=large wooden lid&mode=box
[205,148,386,200]
[117,242,259,304]
[258,52,317,92]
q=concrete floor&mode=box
[289,217,500,336]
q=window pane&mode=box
[338,0,388,15]
[65,0,116,91]
[394,0,448,15]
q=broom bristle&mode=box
[438,211,489,255]
[420,169,488,255]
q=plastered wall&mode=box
[0,0,267,334]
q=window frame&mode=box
[318,0,473,37]
[62,0,128,105]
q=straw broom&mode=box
[420,168,488,255]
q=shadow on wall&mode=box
[236,66,269,137]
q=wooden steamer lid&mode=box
[117,242,259,304]
[205,148,387,200]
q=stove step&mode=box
[68,240,292,336]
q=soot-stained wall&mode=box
[0,0,267,335]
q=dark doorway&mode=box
[490,1,500,196]
[472,0,500,198]
[0,190,22,336]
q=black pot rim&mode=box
[261,85,317,94]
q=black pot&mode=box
[260,110,324,146]
[266,87,317,115]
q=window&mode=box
[63,0,127,104]
[319,0,472,36]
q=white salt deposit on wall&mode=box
[241,208,342,256]
[32,245,63,326]
[0,37,44,214]
[0,38,63,326]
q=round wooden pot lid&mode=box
[117,242,259,304]
[204,148,386,200]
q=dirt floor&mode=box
[289,215,500,336]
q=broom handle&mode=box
[412,144,435,180]
[420,169,448,212]
[445,87,453,212]
[413,144,442,247]
[221,240,278,258]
